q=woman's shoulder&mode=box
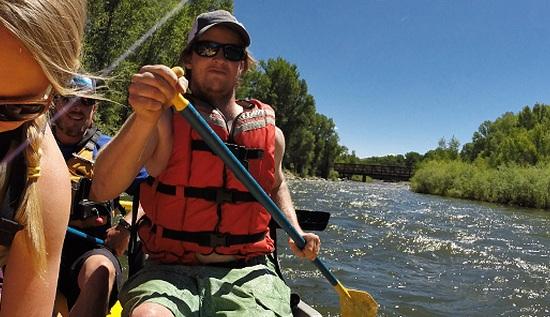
[40,125,70,187]
[38,125,71,226]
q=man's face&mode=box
[53,95,96,138]
[186,26,246,99]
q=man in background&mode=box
[52,75,145,317]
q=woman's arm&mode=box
[0,126,70,316]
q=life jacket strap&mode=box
[150,223,266,248]
[0,217,24,246]
[145,177,256,203]
[185,187,256,203]
[0,132,26,247]
[191,140,264,169]
[145,176,176,195]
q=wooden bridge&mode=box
[334,163,413,182]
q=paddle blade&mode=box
[271,209,331,231]
[335,283,378,317]
[106,301,123,317]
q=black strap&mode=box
[128,187,143,277]
[192,139,264,159]
[146,177,256,203]
[151,224,266,248]
[185,187,256,203]
[0,133,26,247]
[75,126,100,151]
[0,218,24,246]
[0,160,26,221]
[146,176,176,195]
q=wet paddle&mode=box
[67,226,104,245]
[170,67,378,317]
[274,209,330,231]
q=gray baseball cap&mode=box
[187,10,250,47]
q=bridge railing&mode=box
[334,163,413,181]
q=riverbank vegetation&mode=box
[411,104,550,209]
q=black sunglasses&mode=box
[55,95,96,107]
[0,86,53,122]
[193,41,246,62]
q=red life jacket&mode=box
[139,99,277,264]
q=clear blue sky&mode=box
[234,1,550,158]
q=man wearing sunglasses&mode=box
[92,10,321,316]
[51,75,145,316]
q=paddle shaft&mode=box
[175,102,340,287]
[67,226,105,245]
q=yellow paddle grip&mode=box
[170,66,189,111]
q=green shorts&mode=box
[119,257,292,317]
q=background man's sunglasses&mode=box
[0,86,53,122]
[55,95,96,107]
[193,41,246,62]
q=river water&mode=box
[279,179,550,317]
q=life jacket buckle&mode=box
[216,189,233,203]
[209,233,229,247]
[226,143,249,169]
[72,199,112,221]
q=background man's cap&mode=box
[187,10,250,46]
[69,75,96,93]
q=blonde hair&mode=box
[0,0,87,273]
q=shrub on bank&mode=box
[411,160,550,209]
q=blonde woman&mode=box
[0,1,87,315]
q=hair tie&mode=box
[27,166,41,180]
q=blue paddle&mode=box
[66,226,105,245]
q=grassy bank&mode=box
[410,160,550,209]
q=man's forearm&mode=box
[91,114,157,201]
[271,180,304,235]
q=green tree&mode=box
[405,151,423,168]
[336,149,361,164]
[310,114,344,178]
[238,58,319,176]
[84,0,232,134]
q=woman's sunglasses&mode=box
[0,85,53,122]
[192,41,246,62]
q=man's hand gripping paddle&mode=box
[170,66,378,316]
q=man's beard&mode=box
[56,121,86,138]
[192,82,233,108]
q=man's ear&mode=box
[237,61,245,77]
[183,53,192,70]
